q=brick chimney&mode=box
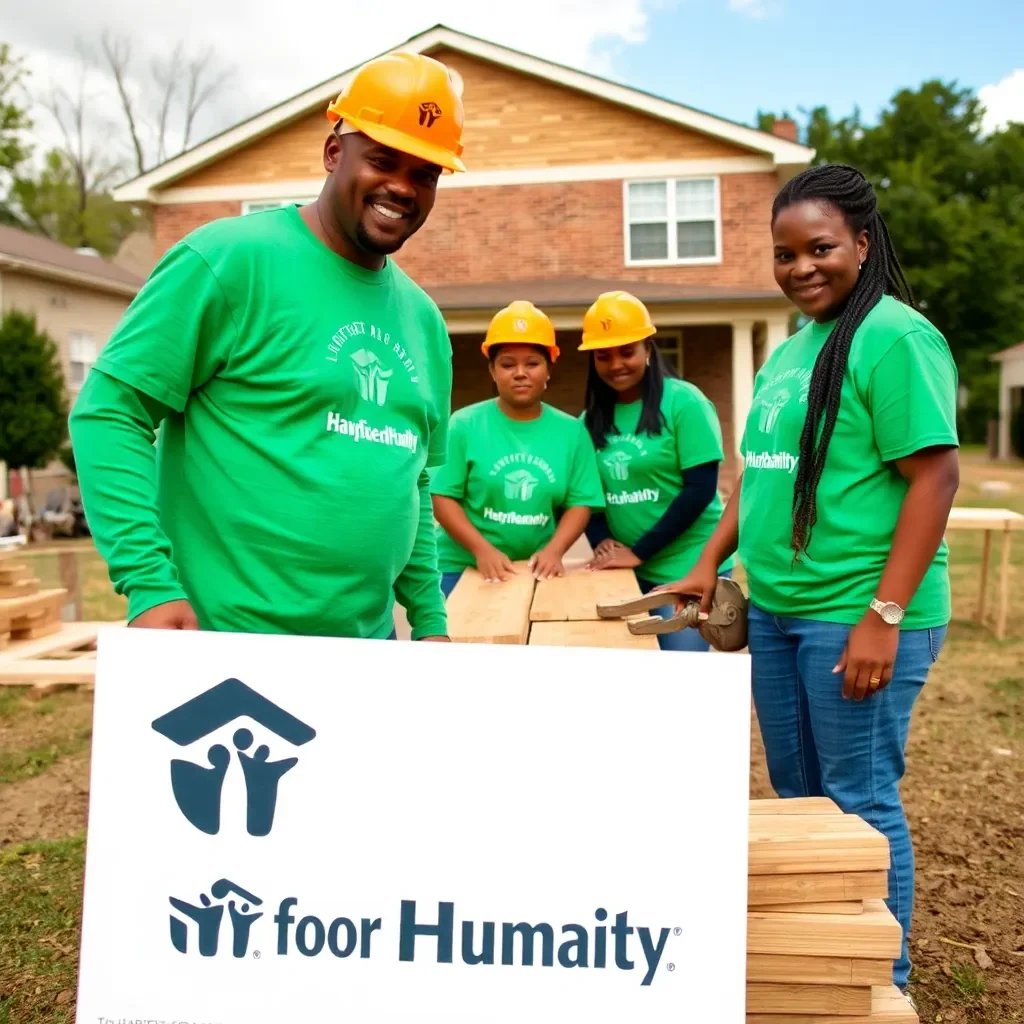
[770,117,799,142]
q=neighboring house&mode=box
[0,224,143,501]
[112,24,815,482]
[993,342,1024,459]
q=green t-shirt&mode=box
[591,378,734,585]
[84,205,452,639]
[739,295,959,629]
[429,400,605,571]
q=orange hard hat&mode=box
[579,291,657,351]
[481,301,560,362]
[326,51,466,173]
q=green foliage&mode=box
[0,42,32,174]
[0,309,70,469]
[758,83,1024,443]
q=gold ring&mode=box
[869,676,881,687]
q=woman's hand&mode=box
[592,538,625,560]
[475,545,517,583]
[528,546,565,580]
[649,559,719,618]
[587,546,641,571]
[834,613,899,701]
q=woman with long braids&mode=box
[656,165,959,999]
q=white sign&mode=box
[76,628,751,1023]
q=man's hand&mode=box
[528,546,565,580]
[475,544,517,583]
[418,635,451,642]
[129,599,199,630]
[834,613,899,701]
[592,538,625,560]
[587,546,641,571]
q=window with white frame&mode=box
[241,198,315,215]
[625,178,720,265]
[68,332,97,388]
[653,330,684,376]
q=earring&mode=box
[646,357,651,366]
[859,261,864,271]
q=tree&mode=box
[756,82,1024,442]
[0,310,70,470]
[0,42,34,227]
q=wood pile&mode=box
[746,797,914,1022]
[0,548,67,648]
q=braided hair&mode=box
[773,164,915,557]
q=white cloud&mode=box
[6,0,678,175]
[728,0,773,17]
[979,68,1024,134]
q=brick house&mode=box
[113,25,814,479]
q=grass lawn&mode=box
[1,453,1023,1022]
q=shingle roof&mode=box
[992,341,1024,362]
[0,224,144,292]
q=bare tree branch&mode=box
[151,43,184,164]
[182,47,233,152]
[100,32,146,176]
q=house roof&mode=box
[424,277,785,311]
[992,342,1024,362]
[0,224,143,297]
[113,24,815,203]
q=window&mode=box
[653,330,684,376]
[68,332,97,388]
[241,198,315,215]
[624,177,720,265]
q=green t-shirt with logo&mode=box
[429,400,605,571]
[591,378,734,585]
[739,295,959,628]
[72,205,452,640]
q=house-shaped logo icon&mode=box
[170,878,263,957]
[152,679,316,837]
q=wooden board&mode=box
[0,588,67,629]
[746,954,892,988]
[0,620,119,687]
[750,798,841,815]
[748,871,888,907]
[0,658,97,685]
[749,901,864,916]
[528,619,660,651]
[446,564,536,645]
[946,506,1024,531]
[0,578,40,599]
[746,983,872,1016]
[746,986,916,1024]
[0,619,106,661]
[747,901,902,960]
[0,562,29,583]
[748,815,891,875]
[529,568,642,622]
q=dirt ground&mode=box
[1,453,1022,1023]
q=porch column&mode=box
[765,315,790,359]
[731,319,755,458]
[998,368,1011,460]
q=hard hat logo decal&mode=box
[600,318,613,331]
[513,318,528,332]
[418,102,443,128]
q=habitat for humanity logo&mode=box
[151,678,316,837]
[602,451,632,482]
[170,878,263,957]
[350,348,393,406]
[504,469,539,501]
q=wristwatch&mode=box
[870,598,905,626]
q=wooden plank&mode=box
[747,901,901,960]
[746,986,915,1024]
[750,798,840,815]
[746,983,872,1016]
[58,550,84,621]
[746,954,891,988]
[528,619,660,651]
[0,562,29,583]
[0,658,96,685]
[529,568,642,622]
[0,620,113,663]
[0,588,68,628]
[945,507,1024,531]
[446,564,535,645]
[749,901,864,916]
[11,620,63,641]
[0,578,40,599]
[748,872,888,906]
[748,816,890,875]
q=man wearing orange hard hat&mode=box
[70,51,465,644]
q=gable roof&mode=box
[992,341,1024,362]
[0,224,143,296]
[113,24,815,203]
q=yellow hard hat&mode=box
[579,291,657,351]
[481,300,560,362]
[326,51,466,173]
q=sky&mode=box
[4,0,1023,173]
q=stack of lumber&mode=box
[0,549,67,648]
[746,797,914,1022]
[0,619,120,692]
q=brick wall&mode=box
[153,201,242,258]
[396,172,779,291]
[450,325,736,483]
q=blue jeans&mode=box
[440,571,463,599]
[748,605,946,991]
[637,571,733,652]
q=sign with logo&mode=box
[76,629,751,1022]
